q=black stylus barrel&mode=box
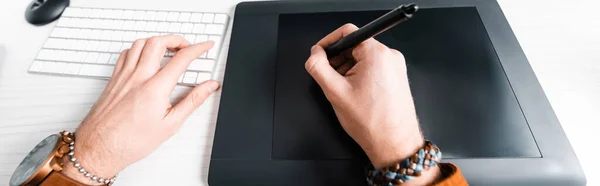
[324,4,418,59]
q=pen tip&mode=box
[404,4,418,14]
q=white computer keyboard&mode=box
[29,7,229,85]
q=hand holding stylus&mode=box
[306,24,439,185]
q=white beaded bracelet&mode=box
[67,139,118,185]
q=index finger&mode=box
[317,23,359,47]
[149,41,215,91]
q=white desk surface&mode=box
[0,0,598,185]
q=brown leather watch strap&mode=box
[39,172,89,186]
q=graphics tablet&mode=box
[210,1,586,185]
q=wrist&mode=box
[61,156,106,185]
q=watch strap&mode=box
[39,172,89,186]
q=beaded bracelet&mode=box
[64,131,118,185]
[366,140,441,186]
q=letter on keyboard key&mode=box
[180,23,193,33]
[205,24,224,35]
[167,12,179,22]
[196,72,211,84]
[65,63,82,75]
[213,14,228,24]
[201,13,214,23]
[79,64,113,77]
[96,53,111,64]
[190,13,203,23]
[179,13,191,22]
[183,72,198,84]
[188,59,214,71]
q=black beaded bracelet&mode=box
[366,141,441,186]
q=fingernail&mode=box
[207,81,220,92]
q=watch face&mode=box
[9,134,59,186]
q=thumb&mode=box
[166,80,220,124]
[305,45,346,92]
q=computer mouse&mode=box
[25,0,70,25]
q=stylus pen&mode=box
[324,3,419,59]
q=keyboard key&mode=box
[89,29,102,40]
[29,61,44,72]
[85,41,99,51]
[40,62,63,73]
[122,10,135,19]
[213,14,227,24]
[196,72,211,84]
[90,9,103,18]
[145,21,158,32]
[120,42,132,51]
[108,54,120,64]
[190,13,203,23]
[154,11,168,21]
[123,31,136,42]
[37,49,54,60]
[96,53,111,64]
[112,31,125,41]
[201,13,214,23]
[133,10,146,20]
[79,18,94,29]
[97,41,111,52]
[205,24,224,35]
[178,12,191,22]
[65,63,82,75]
[194,35,208,44]
[168,23,182,33]
[64,39,77,50]
[183,72,198,84]
[76,40,88,50]
[79,64,113,77]
[100,30,114,40]
[188,59,214,71]
[122,20,135,30]
[109,42,123,52]
[113,10,124,19]
[75,51,88,62]
[180,23,193,33]
[157,22,170,32]
[61,50,77,62]
[85,52,99,63]
[112,20,125,30]
[184,34,195,43]
[67,29,81,38]
[192,24,205,34]
[144,11,156,21]
[101,19,113,29]
[56,17,72,27]
[50,27,69,38]
[133,21,147,31]
[207,35,221,59]
[43,38,61,49]
[103,9,115,19]
[77,29,91,39]
[147,32,160,38]
[135,32,148,40]
[166,12,179,22]
[61,8,76,17]
[178,74,184,83]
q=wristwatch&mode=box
[9,131,87,186]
